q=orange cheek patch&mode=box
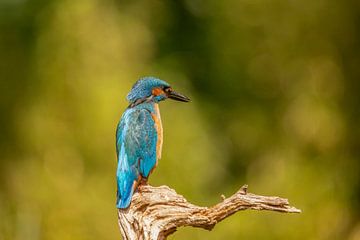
[152,87,164,96]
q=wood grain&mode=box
[117,184,301,240]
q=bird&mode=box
[116,76,190,209]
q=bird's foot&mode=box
[139,177,148,186]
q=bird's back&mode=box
[116,102,162,208]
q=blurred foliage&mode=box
[1,0,360,239]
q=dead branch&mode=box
[117,184,301,240]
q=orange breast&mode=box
[151,103,163,161]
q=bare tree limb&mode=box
[117,184,301,240]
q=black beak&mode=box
[167,90,190,102]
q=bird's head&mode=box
[127,77,190,106]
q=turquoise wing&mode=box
[116,108,158,208]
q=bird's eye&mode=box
[164,87,172,93]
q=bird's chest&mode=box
[151,104,163,159]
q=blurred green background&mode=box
[1,0,360,239]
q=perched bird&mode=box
[116,77,190,209]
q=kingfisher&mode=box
[116,77,190,209]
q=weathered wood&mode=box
[117,184,301,240]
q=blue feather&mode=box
[116,104,158,208]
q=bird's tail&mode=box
[116,171,137,209]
